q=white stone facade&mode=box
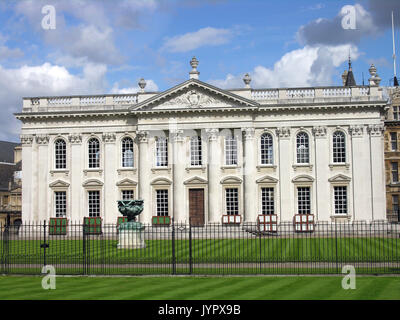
[16,69,388,224]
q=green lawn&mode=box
[0,276,399,300]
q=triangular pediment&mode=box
[116,178,137,187]
[131,79,258,112]
[256,175,278,184]
[49,180,70,188]
[184,176,208,185]
[328,174,351,182]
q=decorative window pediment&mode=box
[82,179,104,187]
[184,176,208,185]
[116,178,138,187]
[328,174,351,183]
[220,176,242,184]
[49,180,70,188]
[151,177,172,186]
[292,175,314,183]
[256,175,278,184]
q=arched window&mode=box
[333,131,346,163]
[225,135,238,165]
[122,137,134,167]
[156,137,168,167]
[88,137,100,168]
[190,136,202,166]
[260,133,273,165]
[296,132,309,163]
[54,139,66,169]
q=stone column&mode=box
[103,133,117,225]
[36,134,50,222]
[276,127,291,222]
[68,134,83,223]
[20,135,34,223]
[242,128,256,222]
[137,131,151,223]
[171,129,186,223]
[206,128,220,223]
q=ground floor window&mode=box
[261,187,274,215]
[54,191,66,217]
[225,188,239,215]
[156,189,169,216]
[334,186,348,215]
[297,187,311,215]
[393,195,399,214]
[88,190,100,217]
[121,190,134,200]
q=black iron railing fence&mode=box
[1,220,399,275]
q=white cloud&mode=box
[0,62,107,141]
[209,44,359,89]
[162,27,233,53]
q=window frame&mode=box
[54,191,67,218]
[261,187,275,215]
[332,131,346,163]
[224,135,238,166]
[225,187,239,216]
[88,137,101,169]
[54,138,67,170]
[390,132,398,151]
[392,162,399,183]
[155,189,169,217]
[87,190,101,217]
[121,136,134,168]
[155,137,168,167]
[260,133,274,165]
[296,186,311,215]
[190,135,203,167]
[296,132,310,164]
[333,185,348,215]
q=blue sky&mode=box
[1,0,400,141]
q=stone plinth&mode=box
[117,222,146,249]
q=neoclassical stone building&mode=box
[16,58,388,225]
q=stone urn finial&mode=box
[138,78,146,93]
[368,64,381,86]
[189,57,200,79]
[243,73,251,88]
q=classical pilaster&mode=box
[68,134,83,222]
[206,128,220,223]
[312,126,327,221]
[20,134,34,222]
[171,129,186,222]
[137,130,151,223]
[242,127,256,222]
[35,134,50,221]
[276,127,291,222]
[102,133,117,224]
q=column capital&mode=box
[348,125,364,137]
[171,129,184,143]
[276,127,291,139]
[136,130,149,143]
[35,134,50,145]
[367,124,384,137]
[20,134,34,146]
[242,127,255,140]
[312,126,327,138]
[102,133,116,143]
[68,134,82,144]
[205,128,219,142]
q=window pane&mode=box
[54,191,66,218]
[122,137,134,167]
[226,188,239,215]
[296,132,309,163]
[55,139,66,169]
[392,162,399,183]
[391,132,398,151]
[156,190,168,216]
[122,190,134,200]
[334,186,347,215]
[225,136,237,165]
[392,195,399,214]
[333,131,346,163]
[88,191,100,217]
[297,187,311,214]
[190,136,202,166]
[260,133,273,164]
[261,187,274,215]
[156,137,168,167]
[88,138,100,168]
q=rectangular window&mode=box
[392,195,399,214]
[261,187,274,215]
[190,136,202,166]
[122,190,134,200]
[156,189,169,217]
[394,106,399,121]
[334,186,348,215]
[54,191,67,218]
[88,190,100,217]
[392,162,399,183]
[225,136,238,165]
[156,138,168,167]
[391,132,398,151]
[225,188,239,215]
[297,187,311,215]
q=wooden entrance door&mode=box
[189,189,205,226]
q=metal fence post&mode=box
[1,223,9,274]
[40,220,49,269]
[82,222,87,275]
[189,218,193,275]
[172,218,176,275]
[335,222,339,274]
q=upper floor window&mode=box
[394,106,400,121]
[225,135,238,166]
[392,162,399,183]
[122,137,134,168]
[392,195,399,214]
[391,132,398,151]
[296,132,309,164]
[54,139,66,169]
[190,136,202,166]
[260,133,273,165]
[332,131,346,163]
[156,137,168,167]
[88,138,100,169]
